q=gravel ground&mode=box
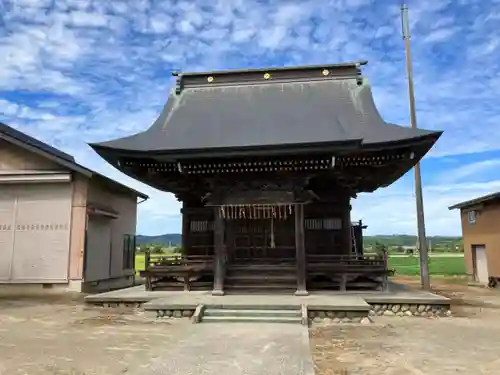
[0,294,190,375]
[1,278,498,375]
[310,277,500,375]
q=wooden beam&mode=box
[294,203,308,296]
[212,207,226,296]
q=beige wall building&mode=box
[0,123,148,293]
[450,193,500,287]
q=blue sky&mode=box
[1,0,499,236]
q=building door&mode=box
[0,184,72,282]
[473,245,489,284]
[230,217,295,262]
[11,184,72,282]
[84,216,112,282]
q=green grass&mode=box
[134,253,180,274]
[135,253,146,273]
[135,253,466,276]
[389,254,466,276]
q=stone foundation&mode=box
[153,309,195,319]
[308,303,452,325]
[369,303,452,317]
[308,310,371,324]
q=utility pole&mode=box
[401,3,431,291]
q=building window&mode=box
[190,220,213,232]
[467,210,477,225]
[123,234,136,270]
[305,218,342,230]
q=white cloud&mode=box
[424,27,458,43]
[0,0,498,236]
[353,178,500,236]
[438,159,500,183]
[66,11,109,28]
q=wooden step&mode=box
[224,284,297,292]
[226,274,296,281]
[226,268,297,276]
[225,276,296,287]
[228,264,296,270]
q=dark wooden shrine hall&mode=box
[90,61,442,295]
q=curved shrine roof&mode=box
[90,62,441,157]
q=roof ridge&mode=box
[174,61,368,77]
[174,61,366,94]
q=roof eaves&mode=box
[90,139,365,161]
[89,171,149,200]
[448,192,500,210]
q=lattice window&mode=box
[305,218,342,230]
[323,218,342,230]
[190,220,214,232]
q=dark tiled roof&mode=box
[0,123,148,199]
[449,192,500,210]
[90,61,441,156]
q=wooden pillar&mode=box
[294,203,308,296]
[342,197,352,255]
[212,207,226,296]
[382,246,389,291]
[181,202,189,254]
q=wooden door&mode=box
[231,219,267,261]
[230,217,295,262]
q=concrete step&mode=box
[204,308,301,318]
[201,315,302,324]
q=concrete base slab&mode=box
[142,294,371,312]
[86,283,450,308]
[363,291,451,305]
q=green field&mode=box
[134,253,179,274]
[135,253,466,276]
[135,253,146,273]
[389,255,466,276]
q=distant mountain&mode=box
[364,235,462,249]
[136,233,182,246]
[136,233,461,248]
